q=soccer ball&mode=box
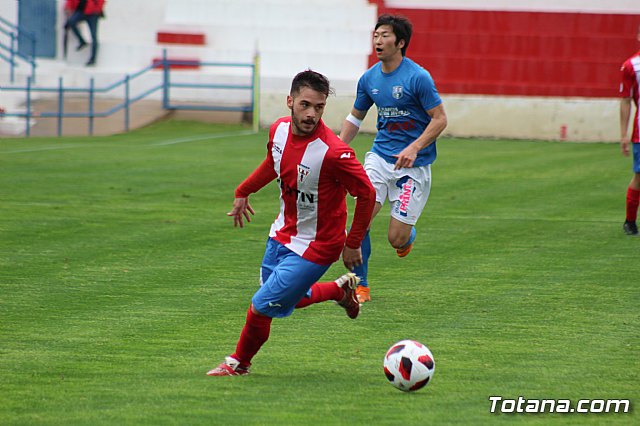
[383,340,435,392]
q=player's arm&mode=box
[228,158,277,228]
[393,103,448,170]
[620,97,632,156]
[339,108,367,145]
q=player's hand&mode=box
[393,145,419,170]
[621,137,631,157]
[227,197,255,228]
[342,246,362,271]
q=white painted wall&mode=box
[442,95,620,142]
[0,0,17,20]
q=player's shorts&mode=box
[364,151,431,225]
[252,238,330,318]
[633,143,640,173]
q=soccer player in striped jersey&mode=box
[340,14,448,303]
[207,70,375,376]
[620,24,640,236]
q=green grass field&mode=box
[1,120,638,425]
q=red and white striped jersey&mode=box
[235,117,375,265]
[620,50,640,143]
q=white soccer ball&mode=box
[383,340,435,392]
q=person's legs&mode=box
[208,239,329,376]
[624,144,640,236]
[84,14,100,65]
[352,202,382,287]
[255,238,360,316]
[352,152,388,301]
[351,228,371,301]
[626,174,640,221]
[64,11,87,48]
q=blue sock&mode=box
[352,230,371,287]
[400,226,416,249]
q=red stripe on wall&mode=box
[372,7,640,97]
[157,32,206,45]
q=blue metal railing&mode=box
[0,50,259,137]
[0,15,37,83]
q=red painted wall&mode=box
[371,5,640,97]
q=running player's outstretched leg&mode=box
[294,273,361,319]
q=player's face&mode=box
[287,87,327,136]
[373,24,405,60]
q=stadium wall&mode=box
[357,0,640,142]
[1,0,639,141]
[261,0,640,142]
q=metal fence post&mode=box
[89,78,95,136]
[124,74,130,132]
[29,30,36,84]
[162,49,169,109]
[10,32,15,83]
[57,77,64,137]
[30,57,36,84]
[25,76,31,137]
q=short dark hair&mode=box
[376,14,412,56]
[290,70,334,97]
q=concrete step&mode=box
[27,98,169,137]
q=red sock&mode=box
[626,187,640,222]
[295,281,344,309]
[231,307,272,366]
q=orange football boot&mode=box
[356,285,371,304]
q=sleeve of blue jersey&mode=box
[353,74,374,112]
[415,70,442,111]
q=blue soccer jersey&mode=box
[354,57,442,167]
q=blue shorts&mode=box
[252,238,330,318]
[633,143,640,173]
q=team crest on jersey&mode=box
[297,164,310,183]
[392,86,404,99]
